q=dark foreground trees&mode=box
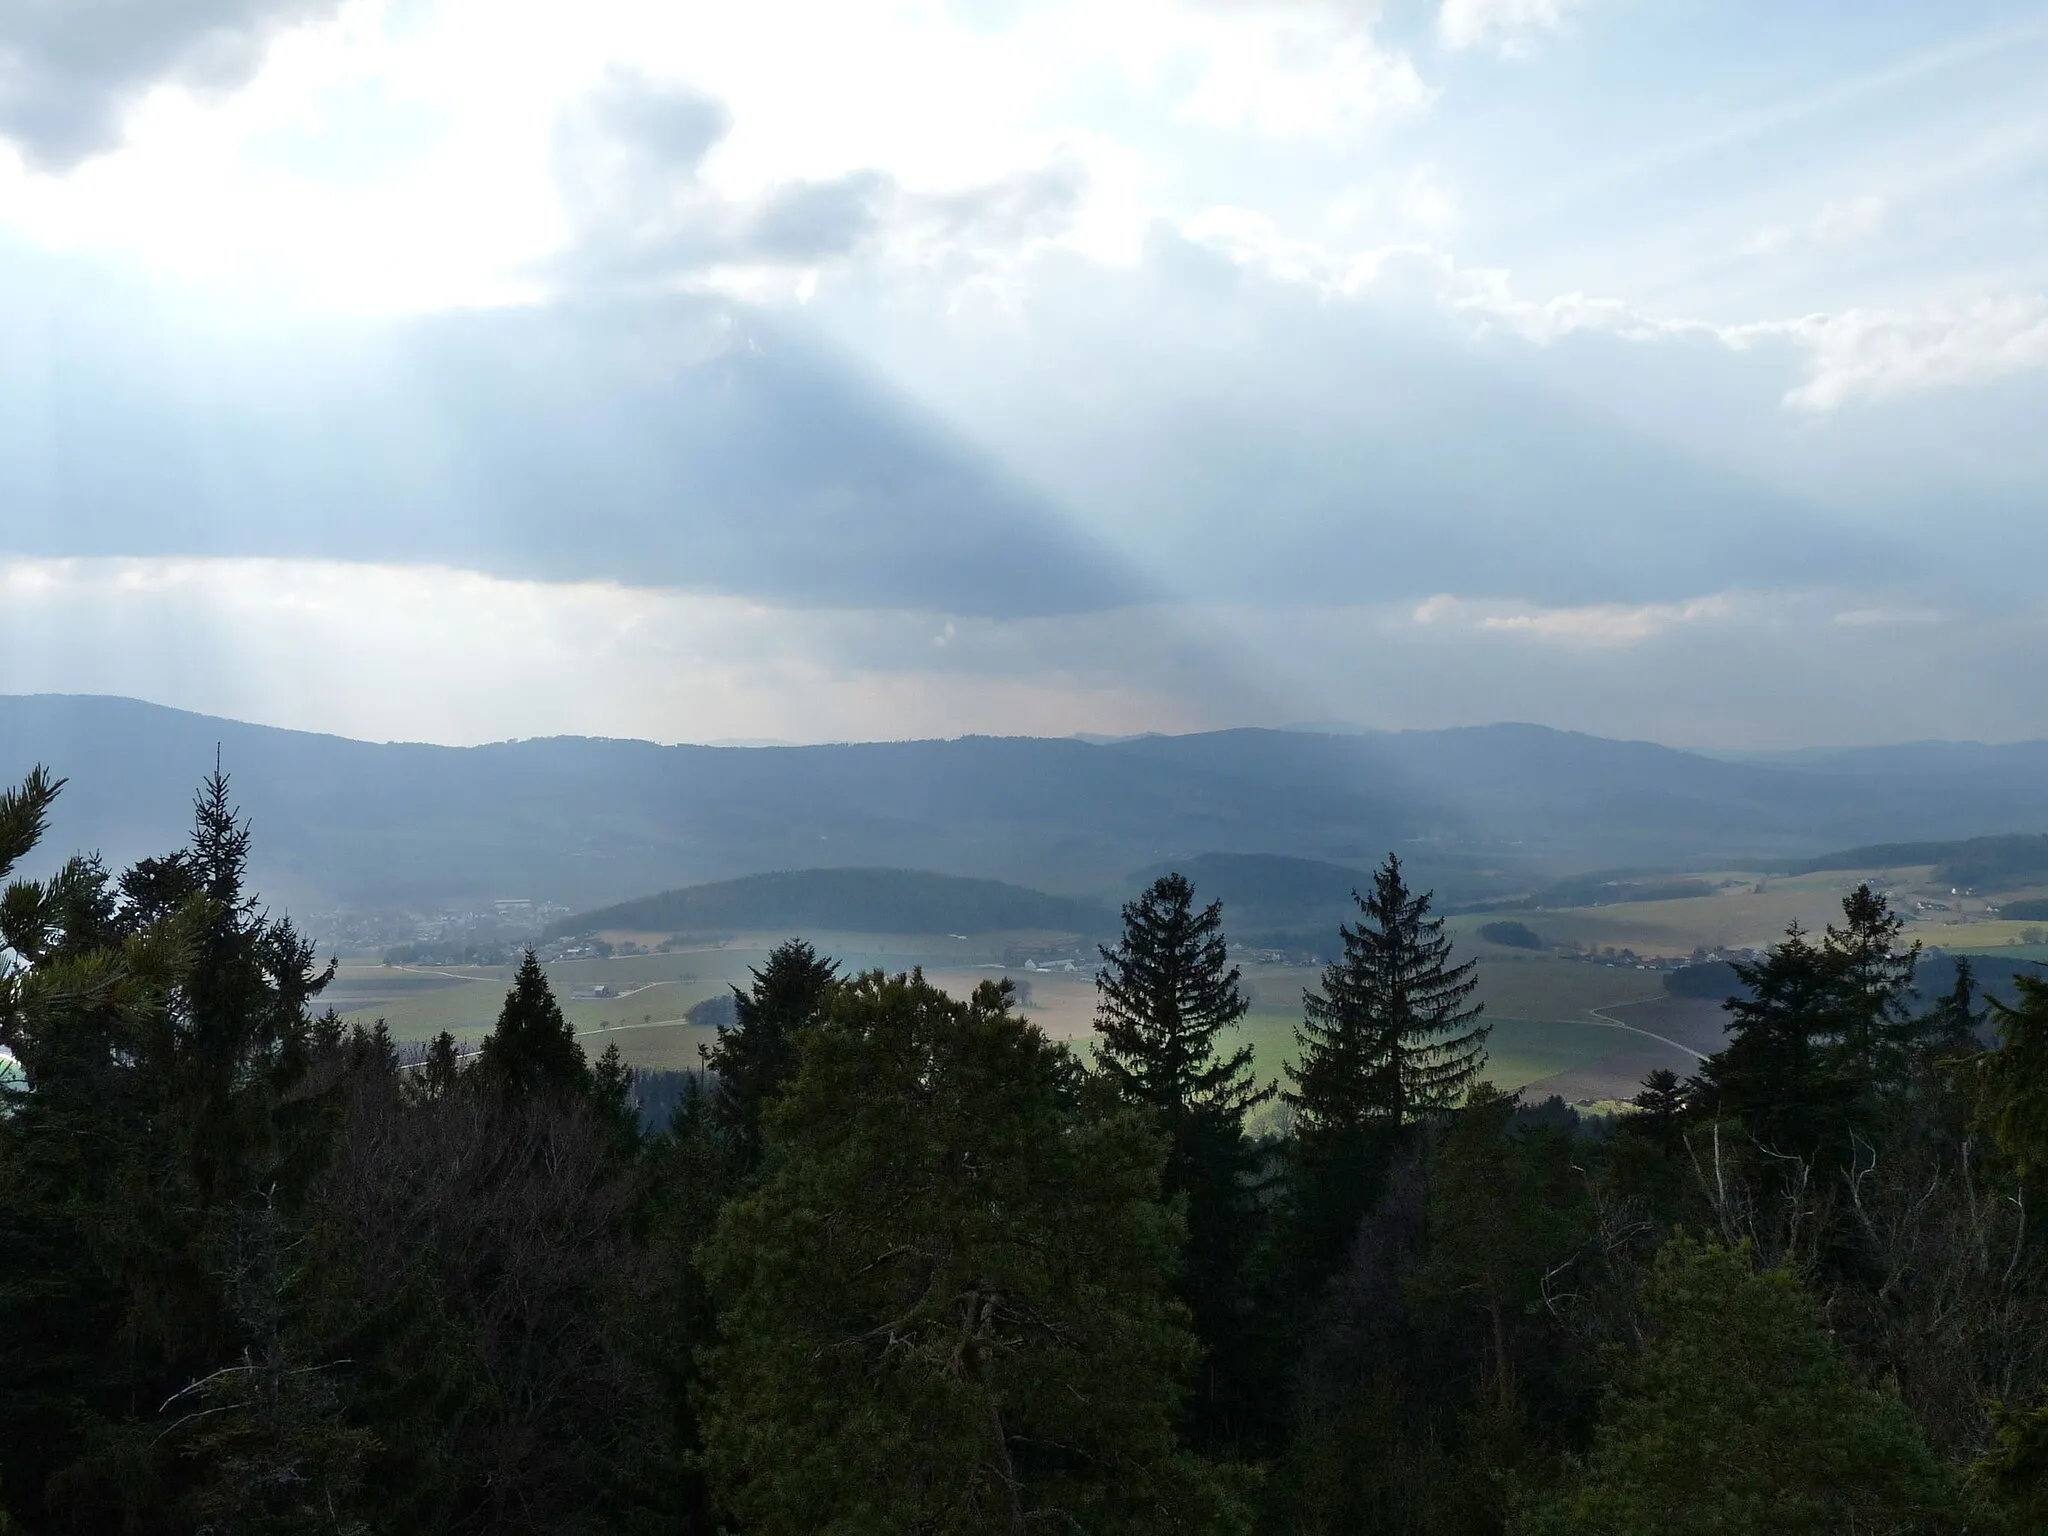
[1517,1239,1958,1535]
[0,769,670,1533]
[1285,852,1487,1276]
[479,947,593,1100]
[697,937,840,1173]
[6,760,2048,1535]
[1094,873,1274,1453]
[0,768,348,1529]
[699,968,1250,1534]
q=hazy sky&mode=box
[1,0,2044,747]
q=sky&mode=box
[0,0,2045,749]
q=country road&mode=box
[1585,1005,1708,1062]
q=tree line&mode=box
[2,767,2046,1531]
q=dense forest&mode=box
[4,768,2048,1533]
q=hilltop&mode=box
[558,868,1111,940]
[7,693,2048,916]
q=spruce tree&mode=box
[590,1039,640,1150]
[1284,854,1484,1273]
[1981,973,2048,1181]
[1821,882,1919,1086]
[478,949,590,1100]
[700,937,839,1171]
[1093,873,1275,1451]
[1626,1068,1689,1154]
[1287,853,1486,1133]
[420,1029,462,1101]
[1692,922,1849,1154]
[0,769,344,1528]
[1095,873,1271,1132]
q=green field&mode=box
[338,937,1666,1102]
[1442,862,2048,962]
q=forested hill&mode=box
[8,693,2048,913]
[559,868,1112,938]
[1787,833,2048,887]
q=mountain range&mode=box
[6,694,2048,919]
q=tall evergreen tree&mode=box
[1093,873,1275,1451]
[1094,873,1269,1129]
[478,949,590,1101]
[1695,890,1924,1156]
[1288,854,1487,1136]
[1692,922,1850,1154]
[1822,882,1919,1085]
[0,768,346,1529]
[699,937,839,1171]
[419,1028,463,1101]
[1628,1068,1689,1150]
[1283,854,1485,1277]
[1980,973,2048,1182]
[1922,954,1986,1060]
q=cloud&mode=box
[1732,298,2048,410]
[1411,593,1735,647]
[1809,192,1886,245]
[1173,208,2048,412]
[0,0,343,169]
[0,555,1213,746]
[1438,0,1581,55]
[3,558,2036,751]
[551,70,1086,293]
[0,262,1145,619]
[1171,2,1432,140]
[1832,607,1943,627]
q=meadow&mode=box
[338,931,1685,1106]
[345,851,2048,1106]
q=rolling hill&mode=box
[559,868,1112,939]
[1787,834,2048,889]
[8,694,2048,920]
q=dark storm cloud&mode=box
[0,256,1149,618]
[850,229,1919,612]
[0,0,342,168]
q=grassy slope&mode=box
[341,942,1666,1097]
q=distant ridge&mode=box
[13,694,2048,915]
[555,868,1113,939]
[1785,833,2048,887]
[1125,852,1371,926]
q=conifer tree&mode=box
[590,1039,640,1150]
[1822,882,1919,1085]
[479,949,590,1100]
[1625,1067,1690,1155]
[1287,853,1486,1136]
[420,1029,462,1101]
[700,937,839,1170]
[1095,873,1269,1130]
[0,768,343,1528]
[1283,854,1485,1277]
[1094,873,1275,1451]
[1980,973,2048,1181]
[1921,954,1985,1060]
[1692,921,1849,1154]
